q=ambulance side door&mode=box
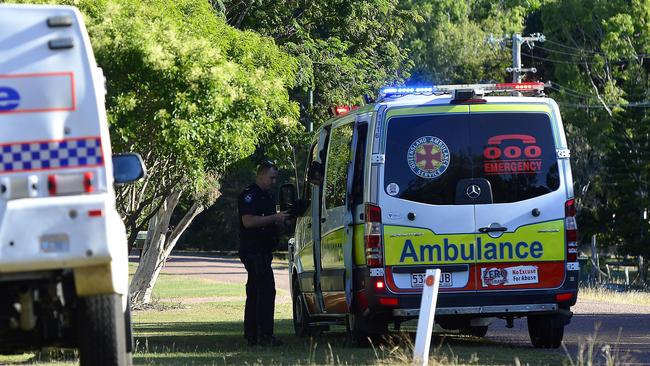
[319,120,354,313]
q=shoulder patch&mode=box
[244,193,253,203]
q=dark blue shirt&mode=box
[238,183,278,255]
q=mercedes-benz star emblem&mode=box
[466,184,481,199]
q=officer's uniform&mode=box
[238,183,278,345]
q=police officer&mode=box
[238,161,289,347]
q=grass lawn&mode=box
[578,286,650,306]
[130,300,566,366]
[1,265,583,365]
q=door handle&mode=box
[321,218,327,223]
[478,226,507,233]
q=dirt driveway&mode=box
[157,253,650,365]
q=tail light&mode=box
[364,203,383,267]
[565,199,578,262]
[47,171,95,196]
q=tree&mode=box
[221,0,415,123]
[45,0,301,304]
[540,0,650,282]
[400,0,537,84]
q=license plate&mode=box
[40,234,70,253]
[411,272,453,288]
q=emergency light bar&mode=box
[379,82,546,99]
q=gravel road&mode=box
[156,253,650,365]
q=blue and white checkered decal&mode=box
[0,137,103,174]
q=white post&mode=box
[413,268,441,366]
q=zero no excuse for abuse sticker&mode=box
[407,136,450,179]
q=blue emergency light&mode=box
[379,85,436,98]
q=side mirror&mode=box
[279,183,297,212]
[112,153,146,184]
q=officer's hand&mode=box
[273,211,291,224]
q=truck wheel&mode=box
[527,318,564,349]
[77,294,127,366]
[346,313,388,347]
[124,297,134,366]
[292,282,313,337]
[462,325,488,338]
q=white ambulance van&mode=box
[283,82,578,348]
[0,4,144,365]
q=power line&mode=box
[535,44,599,58]
[544,39,602,54]
[523,52,598,65]
[522,52,645,65]
[534,41,647,60]
[557,101,650,109]
[547,82,598,99]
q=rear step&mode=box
[308,319,346,329]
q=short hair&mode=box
[257,160,278,176]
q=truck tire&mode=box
[527,317,564,349]
[124,297,134,366]
[346,313,388,347]
[292,281,313,337]
[77,294,128,366]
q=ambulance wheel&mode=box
[124,297,134,366]
[76,294,128,366]
[462,325,488,338]
[292,282,313,337]
[527,318,564,349]
[346,314,388,347]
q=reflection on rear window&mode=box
[384,112,560,204]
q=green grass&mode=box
[578,286,650,306]
[0,271,571,365]
[151,273,245,300]
[129,300,565,365]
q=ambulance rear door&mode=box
[469,104,567,292]
[381,105,479,294]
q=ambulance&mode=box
[0,5,144,365]
[283,82,578,348]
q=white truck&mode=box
[0,4,145,365]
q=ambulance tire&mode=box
[347,314,388,347]
[527,318,564,349]
[124,297,134,366]
[462,325,488,338]
[77,294,128,366]
[292,282,314,337]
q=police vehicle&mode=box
[1,5,144,365]
[282,81,578,348]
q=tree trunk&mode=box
[639,255,648,285]
[129,189,206,305]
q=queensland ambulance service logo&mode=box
[407,136,450,179]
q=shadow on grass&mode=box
[133,319,564,366]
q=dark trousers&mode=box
[240,252,276,341]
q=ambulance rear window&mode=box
[384,112,560,205]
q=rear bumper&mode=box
[394,302,557,317]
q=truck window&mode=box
[324,123,353,209]
[352,124,368,205]
[300,142,318,216]
[384,114,471,205]
[470,112,560,203]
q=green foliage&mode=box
[222,0,415,123]
[540,0,650,262]
[400,0,536,83]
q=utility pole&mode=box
[488,33,545,83]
